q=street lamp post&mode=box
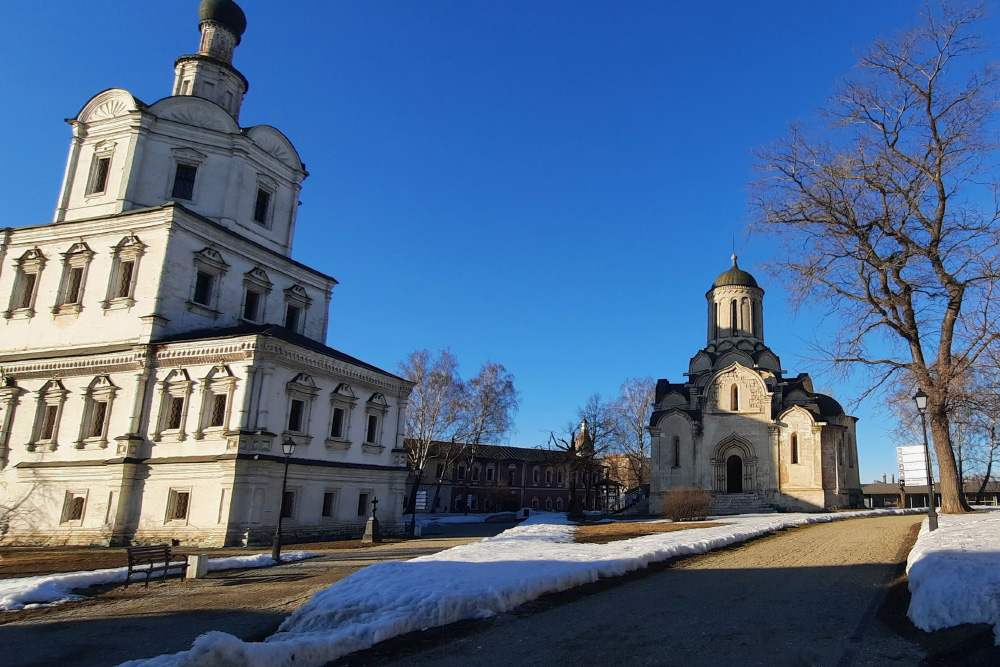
[408,468,422,537]
[913,390,938,531]
[271,438,297,561]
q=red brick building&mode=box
[407,442,617,514]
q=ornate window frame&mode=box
[85,140,115,197]
[188,247,229,316]
[325,383,357,450]
[282,284,311,334]
[167,147,206,202]
[28,379,68,452]
[54,242,95,316]
[361,392,389,454]
[60,490,89,525]
[252,174,277,227]
[164,487,192,525]
[153,369,194,442]
[240,267,272,324]
[4,248,46,320]
[103,235,146,310]
[283,373,319,445]
[75,375,117,449]
[194,366,237,439]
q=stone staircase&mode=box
[711,493,777,516]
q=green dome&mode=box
[199,0,247,37]
[712,255,759,289]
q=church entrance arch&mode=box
[726,455,743,493]
[712,434,757,494]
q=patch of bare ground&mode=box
[0,538,406,579]
[573,521,726,544]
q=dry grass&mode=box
[0,538,406,579]
[574,521,726,544]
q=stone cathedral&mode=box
[648,257,862,512]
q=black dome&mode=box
[199,0,247,38]
[712,255,759,289]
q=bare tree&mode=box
[607,377,656,489]
[547,394,615,513]
[452,362,519,513]
[752,2,1000,513]
[399,349,464,518]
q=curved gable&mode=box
[716,349,753,370]
[777,404,818,425]
[246,125,303,170]
[75,88,142,124]
[148,96,240,133]
[705,362,769,414]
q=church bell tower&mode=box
[172,0,249,120]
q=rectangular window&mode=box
[243,289,262,321]
[168,490,190,521]
[284,304,301,331]
[472,467,480,482]
[288,399,305,432]
[365,414,378,443]
[545,469,553,484]
[486,466,495,482]
[193,270,215,306]
[87,156,112,195]
[357,492,370,517]
[89,400,108,438]
[171,164,197,200]
[209,393,227,427]
[61,267,85,305]
[166,396,185,430]
[557,469,564,485]
[115,260,135,299]
[509,470,516,486]
[330,407,345,438]
[435,463,444,479]
[16,272,37,310]
[253,188,271,225]
[280,491,295,519]
[62,493,86,523]
[322,491,337,517]
[40,404,59,440]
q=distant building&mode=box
[409,439,615,514]
[648,257,862,513]
[0,1,413,546]
[862,480,1000,508]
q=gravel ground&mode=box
[0,536,486,667]
[335,514,928,667]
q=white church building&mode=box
[649,257,863,513]
[0,1,413,546]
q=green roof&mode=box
[712,255,759,289]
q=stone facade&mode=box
[0,1,413,546]
[648,257,862,512]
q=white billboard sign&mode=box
[897,445,929,487]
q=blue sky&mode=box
[5,1,998,482]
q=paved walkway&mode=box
[0,536,485,667]
[335,515,927,667]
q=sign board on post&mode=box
[897,445,929,487]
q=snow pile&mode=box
[403,512,517,528]
[0,550,317,611]
[906,509,1000,644]
[122,508,921,667]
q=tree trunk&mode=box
[929,410,972,513]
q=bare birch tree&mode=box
[399,349,464,515]
[607,377,656,488]
[452,362,519,513]
[752,2,1000,512]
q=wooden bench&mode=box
[124,545,189,588]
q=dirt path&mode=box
[0,536,484,667]
[336,515,926,667]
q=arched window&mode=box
[731,384,739,411]
[731,300,738,335]
[790,433,799,464]
[672,436,681,468]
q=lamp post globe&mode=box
[272,438,297,561]
[913,390,938,531]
